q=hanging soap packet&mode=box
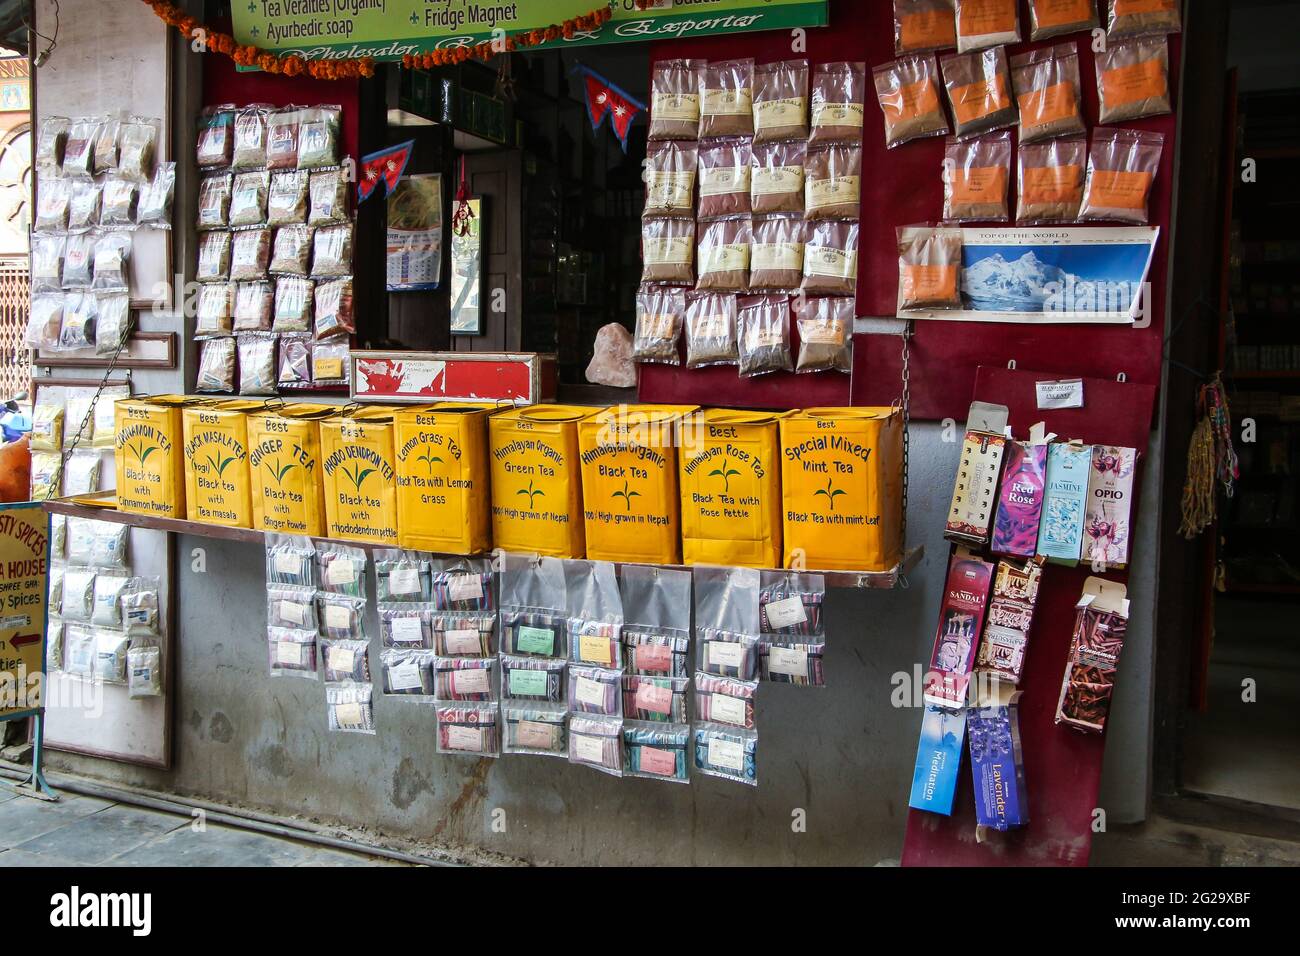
[321,637,371,684]
[380,647,435,697]
[501,654,567,703]
[267,625,318,679]
[267,583,319,631]
[568,664,623,716]
[622,675,689,722]
[624,721,691,783]
[694,672,758,728]
[317,543,367,596]
[618,564,692,677]
[433,656,496,702]
[760,641,827,686]
[317,592,367,642]
[326,682,375,734]
[759,571,826,636]
[127,641,164,699]
[499,552,569,658]
[565,559,623,667]
[694,725,758,786]
[437,704,500,757]
[379,603,431,648]
[503,703,568,757]
[568,713,624,776]
[374,548,431,601]
[266,533,317,587]
[431,611,495,657]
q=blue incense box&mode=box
[1037,442,1091,565]
[909,704,967,816]
[968,693,1029,830]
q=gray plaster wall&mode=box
[47,420,1160,865]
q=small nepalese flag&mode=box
[574,64,646,153]
[357,140,415,204]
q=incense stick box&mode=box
[1056,577,1129,734]
[945,402,1009,546]
[1081,445,1137,570]
[990,429,1049,557]
[969,691,1029,830]
[975,557,1043,685]
[908,703,968,816]
[924,550,994,708]
[1036,441,1092,565]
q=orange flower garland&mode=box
[142,0,614,80]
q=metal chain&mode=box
[899,319,912,546]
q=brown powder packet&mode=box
[1017,136,1086,223]
[233,281,273,331]
[641,218,696,285]
[874,55,950,149]
[794,296,854,374]
[804,144,861,221]
[266,108,302,170]
[1107,0,1182,38]
[684,292,739,368]
[751,141,806,215]
[1095,36,1172,123]
[644,140,698,218]
[809,62,868,147]
[699,138,753,219]
[1012,43,1086,143]
[897,225,963,311]
[696,218,752,292]
[893,0,958,54]
[802,220,859,296]
[955,0,1021,52]
[738,295,794,378]
[943,131,1011,222]
[753,60,809,144]
[649,59,705,141]
[700,59,755,139]
[1080,127,1164,224]
[750,217,806,290]
[941,46,1018,138]
[1028,0,1100,40]
[634,286,685,365]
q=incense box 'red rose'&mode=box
[990,439,1048,557]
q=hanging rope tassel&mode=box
[1178,373,1239,539]
[451,155,476,238]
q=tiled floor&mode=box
[0,788,408,867]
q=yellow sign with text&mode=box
[0,504,49,720]
[114,395,191,519]
[182,401,261,528]
[247,403,333,537]
[320,407,401,545]
[395,403,495,555]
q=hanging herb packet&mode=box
[431,611,496,657]
[196,230,232,282]
[196,337,236,392]
[694,672,758,729]
[618,564,693,677]
[379,604,431,649]
[94,628,131,684]
[499,553,569,658]
[565,559,623,667]
[121,577,161,633]
[644,140,697,218]
[268,170,310,226]
[321,638,371,684]
[375,549,432,602]
[738,294,793,378]
[801,220,859,296]
[641,217,695,285]
[381,648,435,696]
[297,106,342,169]
[63,449,101,496]
[31,235,65,295]
[230,170,271,227]
[694,726,758,786]
[943,131,1012,222]
[268,583,319,631]
[101,177,139,227]
[794,295,854,373]
[955,0,1020,52]
[127,643,164,699]
[317,543,367,596]
[1011,43,1086,143]
[1107,0,1181,37]
[684,290,739,368]
[195,282,234,337]
[501,654,566,703]
[809,61,867,147]
[633,285,684,365]
[238,334,278,396]
[648,58,705,140]
[700,58,755,139]
[760,641,827,685]
[436,704,499,757]
[313,278,354,341]
[308,169,350,226]
[696,217,751,292]
[753,58,809,144]
[1017,135,1086,223]
[92,233,132,292]
[622,675,689,722]
[30,402,64,452]
[759,571,826,636]
[1095,35,1172,123]
[196,106,234,168]
[48,566,65,616]
[232,106,269,170]
[62,568,97,623]
[941,46,1018,139]
[312,224,353,278]
[137,162,177,228]
[25,295,63,350]
[198,174,233,230]
[750,217,805,290]
[893,0,958,54]
[233,281,273,331]
[317,592,367,642]
[68,180,102,232]
[278,335,312,386]
[503,703,568,757]
[698,138,752,219]
[58,293,97,350]
[118,119,158,181]
[63,119,98,178]
[272,276,314,332]
[35,116,69,178]
[429,558,494,612]
[268,625,318,678]
[873,53,946,147]
[231,227,271,281]
[62,624,96,679]
[266,108,302,170]
[1080,128,1164,224]
[568,713,624,776]
[751,139,806,214]
[326,683,375,734]
[48,620,64,673]
[433,655,496,702]
[29,452,60,501]
[896,224,963,311]
[697,627,762,680]
[804,144,861,220]
[1028,0,1099,40]
[311,340,350,386]
[624,722,690,782]
[271,224,312,276]
[35,178,71,234]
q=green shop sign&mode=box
[231,1,828,61]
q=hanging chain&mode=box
[899,320,912,549]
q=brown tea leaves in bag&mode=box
[943,131,1011,222]
[802,221,859,296]
[809,62,867,147]
[751,141,806,214]
[750,218,805,290]
[955,0,1020,52]
[893,0,957,54]
[684,292,739,368]
[314,278,355,341]
[697,219,751,292]
[805,144,861,220]
[649,59,705,141]
[754,59,809,144]
[644,140,697,218]
[738,295,793,377]
[197,337,236,393]
[700,59,755,139]
[1028,0,1099,40]
[641,218,695,285]
[230,227,271,281]
[234,281,273,331]
[1080,127,1164,224]
[942,46,1018,139]
[1017,136,1085,223]
[897,225,963,311]
[1107,0,1181,38]
[634,286,685,365]
[1012,43,1086,143]
[874,55,950,148]
[794,296,854,374]
[699,139,752,219]
[1096,36,1172,123]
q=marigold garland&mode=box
[141,0,614,81]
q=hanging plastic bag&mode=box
[568,713,623,776]
[433,655,496,701]
[648,58,705,141]
[137,162,176,228]
[268,625,318,678]
[619,564,693,677]
[127,642,164,699]
[633,285,684,365]
[801,220,859,295]
[265,534,316,587]
[695,218,751,292]
[195,337,236,393]
[644,140,697,219]
[893,0,957,54]
[321,638,371,683]
[804,144,861,220]
[641,217,695,285]
[1017,135,1086,224]
[1011,43,1086,143]
[694,672,758,728]
[750,217,805,290]
[503,703,568,757]
[940,46,1017,139]
[565,559,623,667]
[326,683,375,734]
[942,130,1012,222]
[317,543,367,596]
[955,0,1020,52]
[1080,127,1164,224]
[753,58,809,144]
[896,224,963,311]
[794,295,854,374]
[623,722,690,782]
[697,138,752,219]
[737,294,793,377]
[809,61,867,147]
[499,552,569,658]
[699,58,755,139]
[436,704,499,757]
[380,647,435,696]
[751,139,806,214]
[501,654,566,703]
[693,725,757,786]
[1095,35,1172,123]
[1027,0,1098,40]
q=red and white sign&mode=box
[350,351,557,405]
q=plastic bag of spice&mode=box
[1028,0,1099,40]
[1095,36,1172,123]
[804,144,861,221]
[751,140,806,215]
[101,178,139,228]
[312,224,353,277]
[265,108,302,170]
[68,180,102,231]
[196,336,236,392]
[1011,43,1086,143]
[197,174,232,230]
[92,233,132,292]
[698,138,752,219]
[643,140,697,218]
[35,116,68,179]
[270,224,312,276]
[873,55,950,149]
[238,333,278,395]
[696,218,751,292]
[297,106,341,169]
[195,282,233,337]
[893,0,957,54]
[63,119,98,178]
[896,224,963,311]
[700,59,755,139]
[943,131,1012,222]
[1107,0,1181,37]
[137,162,176,228]
[273,276,314,333]
[268,170,309,226]
[308,169,350,226]
[955,0,1020,52]
[684,291,739,368]
[119,118,158,182]
[1017,135,1086,223]
[232,106,269,170]
[95,294,130,356]
[794,296,854,373]
[738,294,793,378]
[633,286,685,365]
[61,233,95,288]
[801,220,859,296]
[753,59,809,144]
[314,277,355,340]
[231,227,271,281]
[196,106,234,169]
[809,61,867,147]
[93,113,124,176]
[648,59,705,141]
[278,334,312,386]
[1080,128,1164,224]
[641,217,695,285]
[234,280,273,331]
[35,179,70,233]
[230,170,270,227]
[941,45,1017,139]
[750,217,805,290]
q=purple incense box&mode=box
[968,693,1029,830]
[991,440,1048,557]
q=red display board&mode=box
[901,366,1155,867]
[351,351,556,404]
[644,0,1179,421]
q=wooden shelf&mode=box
[43,494,923,590]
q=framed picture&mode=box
[449,197,485,335]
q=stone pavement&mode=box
[0,786,409,866]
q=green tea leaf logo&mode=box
[130,441,158,465]
[343,463,374,492]
[611,480,640,512]
[516,479,545,510]
[416,451,443,475]
[707,457,742,494]
[204,453,238,477]
[814,478,846,511]
[265,459,297,486]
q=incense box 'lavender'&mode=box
[991,440,1047,557]
[969,692,1029,830]
[1037,442,1092,565]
